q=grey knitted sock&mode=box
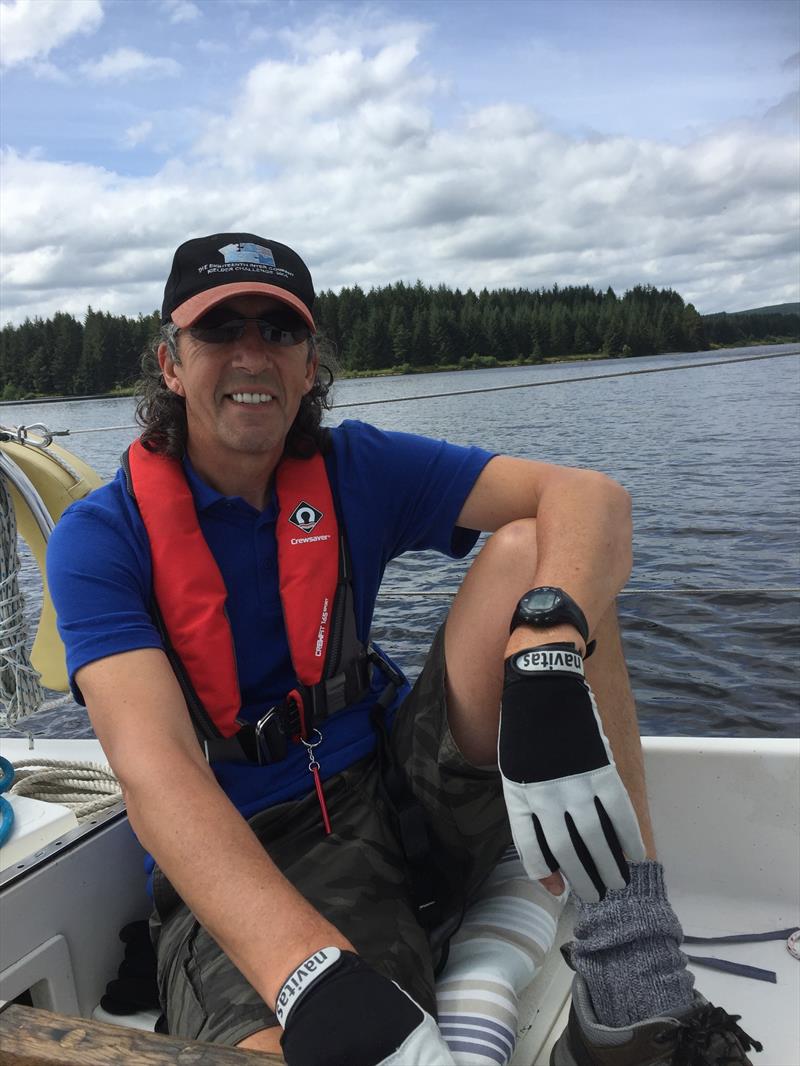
[569,860,696,1028]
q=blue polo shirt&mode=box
[48,420,494,821]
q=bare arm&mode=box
[77,648,354,1009]
[457,455,632,646]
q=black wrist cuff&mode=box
[505,642,585,682]
[280,950,423,1066]
[500,654,610,782]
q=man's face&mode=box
[159,295,317,468]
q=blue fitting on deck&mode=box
[0,755,16,847]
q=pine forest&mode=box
[1,282,797,401]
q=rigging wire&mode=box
[331,350,799,409]
[7,348,797,437]
[376,586,800,599]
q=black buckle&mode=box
[368,646,404,689]
[253,706,289,765]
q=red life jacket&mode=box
[122,440,372,760]
[124,443,436,923]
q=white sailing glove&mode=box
[499,643,646,903]
[277,947,456,1066]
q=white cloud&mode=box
[196,38,229,55]
[1,19,798,324]
[194,34,437,168]
[0,0,102,69]
[278,12,431,59]
[81,46,181,81]
[121,120,154,148]
[162,0,200,24]
[28,59,71,83]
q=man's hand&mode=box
[277,948,455,1066]
[498,643,646,903]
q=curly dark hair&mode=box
[135,325,336,459]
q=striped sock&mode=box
[435,847,566,1066]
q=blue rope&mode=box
[683,927,800,983]
[0,755,15,848]
[686,955,777,983]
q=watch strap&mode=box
[510,586,596,658]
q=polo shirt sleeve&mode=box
[331,420,495,561]
[46,490,162,703]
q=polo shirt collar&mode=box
[182,454,277,518]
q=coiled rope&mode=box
[0,473,45,725]
[5,757,121,822]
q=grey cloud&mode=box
[762,90,800,125]
[391,177,501,229]
[437,227,537,264]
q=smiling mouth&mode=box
[227,392,275,405]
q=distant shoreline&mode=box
[1,338,797,407]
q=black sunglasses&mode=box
[188,306,311,347]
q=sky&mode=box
[0,0,798,326]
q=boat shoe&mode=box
[550,974,763,1066]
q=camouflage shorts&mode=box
[149,623,512,1047]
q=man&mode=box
[48,233,760,1065]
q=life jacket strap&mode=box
[203,703,297,765]
[301,648,373,730]
[203,649,383,765]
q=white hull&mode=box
[1,735,798,1064]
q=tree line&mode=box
[1,284,797,400]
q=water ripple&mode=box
[2,346,798,740]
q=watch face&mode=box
[523,588,560,613]
[513,586,588,641]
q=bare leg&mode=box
[444,519,538,767]
[237,1027,283,1056]
[444,518,657,856]
[584,606,656,857]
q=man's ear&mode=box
[303,344,319,394]
[158,341,185,397]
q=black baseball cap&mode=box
[161,233,316,331]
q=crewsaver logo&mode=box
[288,501,324,533]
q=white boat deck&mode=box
[1,735,798,1064]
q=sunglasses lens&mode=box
[194,306,239,329]
[189,306,243,343]
[188,306,311,345]
[256,308,310,345]
[190,322,244,344]
[259,322,311,346]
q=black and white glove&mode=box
[499,643,646,903]
[277,947,456,1066]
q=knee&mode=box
[483,517,538,571]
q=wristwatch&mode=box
[510,586,595,656]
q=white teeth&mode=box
[230,392,273,404]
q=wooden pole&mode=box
[0,1004,285,1065]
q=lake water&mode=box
[2,343,799,739]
